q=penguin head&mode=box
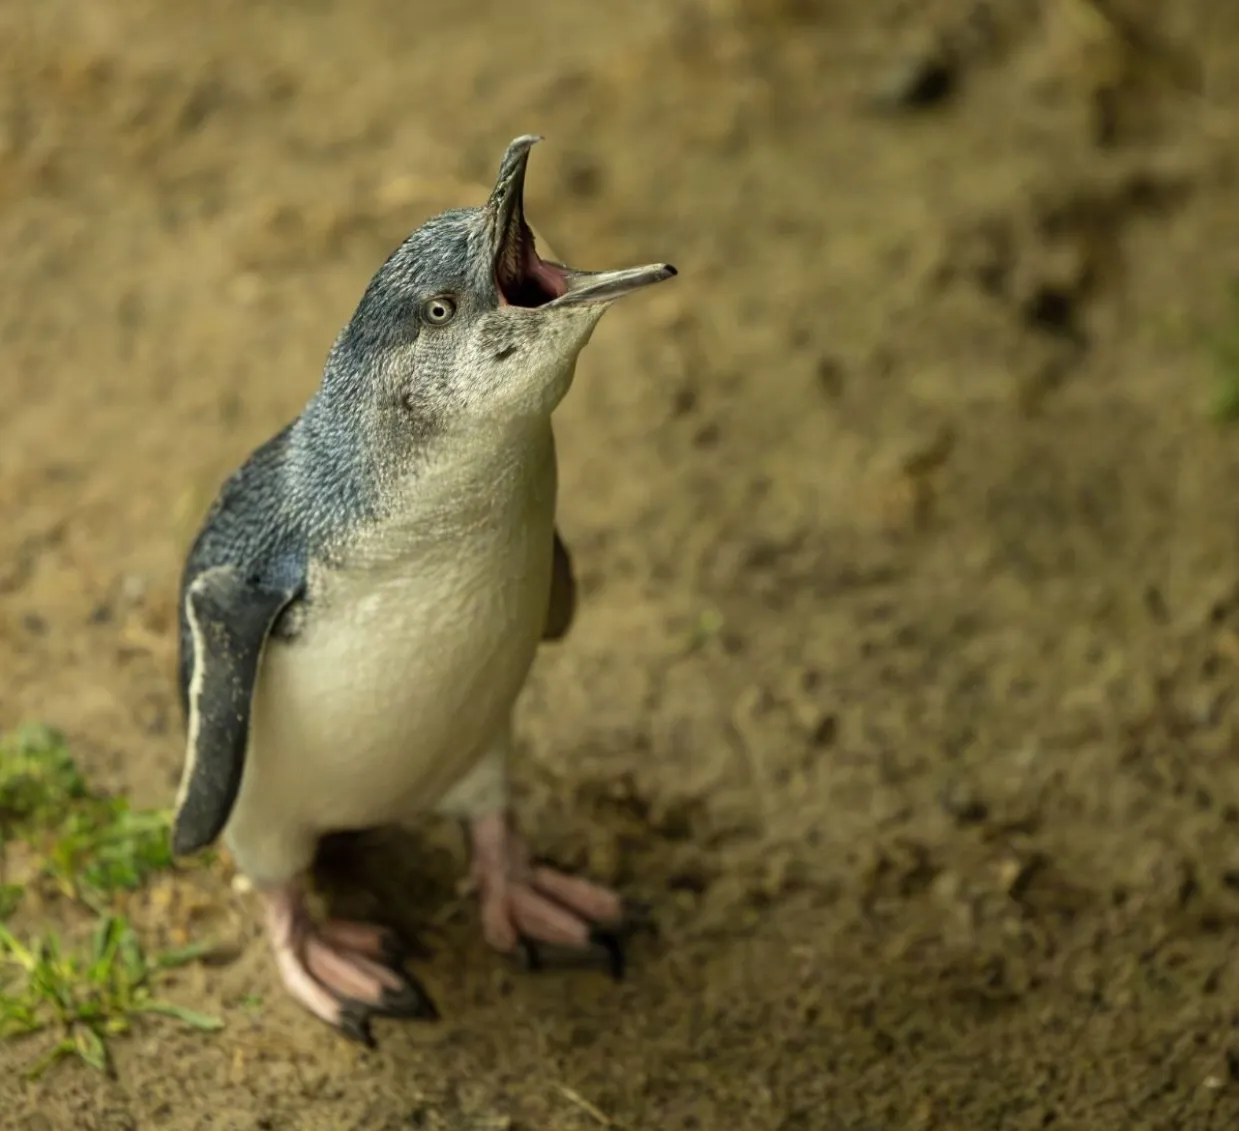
[328,135,676,432]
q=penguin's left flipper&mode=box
[542,526,576,642]
[172,563,299,858]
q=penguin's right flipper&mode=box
[172,564,299,857]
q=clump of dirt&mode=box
[4,0,1239,1128]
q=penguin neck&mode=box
[291,358,558,556]
[409,414,558,540]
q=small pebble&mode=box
[939,778,989,825]
[120,573,148,604]
[868,51,957,113]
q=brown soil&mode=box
[4,1,1239,1127]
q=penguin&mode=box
[171,134,676,1045]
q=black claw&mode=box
[338,1006,376,1050]
[589,928,627,981]
[516,935,544,973]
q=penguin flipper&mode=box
[543,526,576,641]
[172,564,298,857]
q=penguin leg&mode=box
[261,877,438,1046]
[435,727,628,979]
[226,813,436,1044]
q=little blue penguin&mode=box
[171,134,676,1046]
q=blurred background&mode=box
[3,0,1239,1127]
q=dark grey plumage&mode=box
[176,423,306,722]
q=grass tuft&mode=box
[0,916,221,1077]
[1,723,180,911]
[0,724,222,1076]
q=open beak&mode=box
[487,135,676,310]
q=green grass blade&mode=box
[137,1001,225,1031]
[74,1026,110,1073]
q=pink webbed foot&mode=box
[467,812,632,979]
[262,884,437,1047]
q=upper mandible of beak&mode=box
[486,134,541,259]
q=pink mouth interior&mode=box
[496,219,568,308]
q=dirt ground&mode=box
[4,0,1239,1127]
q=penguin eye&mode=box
[421,296,457,326]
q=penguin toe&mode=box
[515,934,544,973]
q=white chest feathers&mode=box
[234,423,559,845]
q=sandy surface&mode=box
[4,0,1239,1127]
